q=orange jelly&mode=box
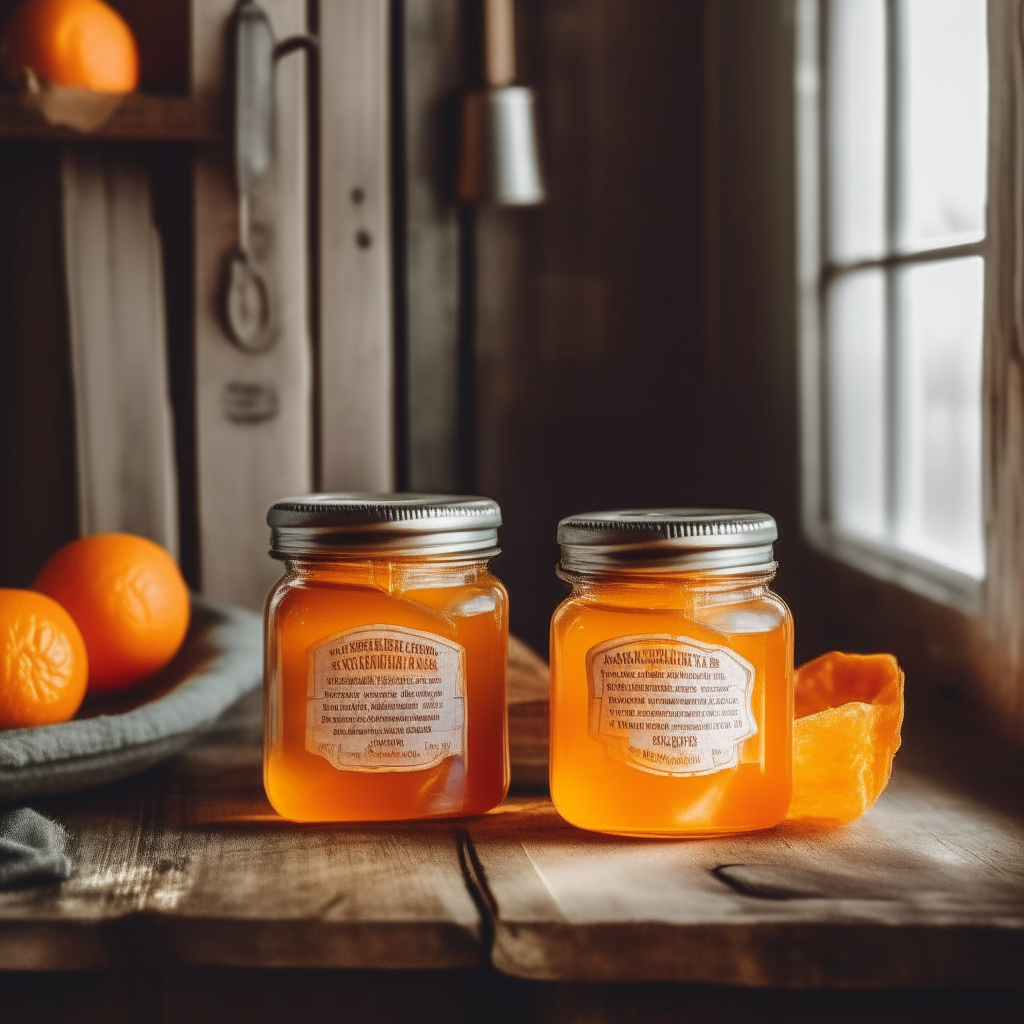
[550,509,793,837]
[264,494,509,822]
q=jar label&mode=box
[306,624,466,772]
[587,634,757,776]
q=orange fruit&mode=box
[787,651,904,822]
[0,588,88,729]
[34,533,190,695]
[2,0,139,93]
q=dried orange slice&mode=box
[786,651,904,822]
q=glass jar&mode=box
[550,509,793,837]
[264,494,509,822]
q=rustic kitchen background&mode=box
[1,0,1020,745]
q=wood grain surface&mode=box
[2,673,1022,986]
[467,694,1024,987]
[468,788,1024,986]
[0,692,480,972]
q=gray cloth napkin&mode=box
[0,808,70,889]
[0,596,261,888]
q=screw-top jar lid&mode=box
[268,493,502,560]
[557,508,777,574]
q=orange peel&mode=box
[787,651,904,822]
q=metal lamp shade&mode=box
[457,86,546,206]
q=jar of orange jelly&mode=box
[263,494,509,822]
[550,509,793,837]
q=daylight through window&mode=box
[801,0,988,597]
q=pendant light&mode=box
[457,0,546,206]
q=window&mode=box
[796,0,989,609]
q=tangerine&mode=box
[34,533,190,694]
[0,588,88,729]
[2,0,139,93]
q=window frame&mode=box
[795,0,988,614]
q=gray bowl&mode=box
[0,596,262,803]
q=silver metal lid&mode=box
[268,494,502,560]
[557,508,777,574]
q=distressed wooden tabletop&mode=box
[0,690,481,972]
[2,678,1023,987]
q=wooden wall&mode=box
[464,0,802,654]
[0,0,393,612]
[6,0,1020,746]
[0,144,79,588]
[0,0,804,649]
[404,0,1024,745]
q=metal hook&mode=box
[222,1,318,353]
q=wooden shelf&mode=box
[0,93,225,142]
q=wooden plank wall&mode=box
[61,145,179,556]
[0,0,396,612]
[6,0,1018,748]
[398,0,467,492]
[0,6,193,589]
[317,0,394,495]
[0,144,79,588]
[473,0,710,652]
[191,0,312,610]
[188,0,396,607]
[978,0,1024,742]
[394,0,799,658]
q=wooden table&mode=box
[1,687,1023,1022]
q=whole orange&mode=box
[34,533,190,694]
[2,0,139,93]
[0,588,88,729]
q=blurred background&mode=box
[1,0,1014,738]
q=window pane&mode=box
[826,0,887,262]
[894,257,984,577]
[898,0,988,251]
[827,270,887,541]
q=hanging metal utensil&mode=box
[222,0,316,352]
[457,0,545,206]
